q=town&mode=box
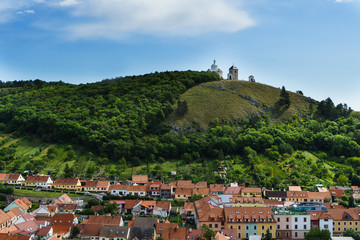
[0,173,359,240]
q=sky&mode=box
[0,0,360,109]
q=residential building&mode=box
[287,191,309,203]
[308,191,332,203]
[329,208,360,236]
[231,197,264,207]
[264,190,287,201]
[0,174,25,185]
[224,207,276,239]
[274,211,310,239]
[4,197,32,213]
[131,175,148,185]
[23,175,53,188]
[127,185,146,197]
[83,215,123,226]
[308,211,333,236]
[53,178,81,191]
[110,184,127,196]
[175,188,192,200]
[241,188,262,198]
[160,184,173,199]
[99,225,129,240]
[210,184,225,195]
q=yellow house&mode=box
[241,188,262,198]
[53,178,81,191]
[175,188,193,200]
[224,207,276,239]
[329,208,360,235]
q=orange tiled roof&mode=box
[25,175,50,183]
[194,182,207,188]
[83,215,122,226]
[0,233,30,240]
[198,208,224,222]
[329,208,360,221]
[156,201,171,211]
[127,185,146,192]
[176,180,193,189]
[287,191,309,198]
[124,200,141,210]
[192,187,210,195]
[308,191,332,200]
[308,211,332,221]
[110,184,127,191]
[131,175,148,184]
[0,210,11,225]
[352,186,359,191]
[241,187,262,193]
[289,186,302,191]
[210,184,225,192]
[175,188,192,195]
[54,178,79,185]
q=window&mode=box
[277,225,280,230]
[277,232,280,237]
[304,217,307,222]
[286,225,289,230]
[262,233,265,237]
[295,225,298,230]
[295,217,298,222]
[344,227,347,231]
[246,226,249,230]
[304,225,307,229]
[356,227,358,231]
[324,225,328,229]
[277,218,280,222]
[230,226,233,229]
[295,232,298,237]
[338,222,341,225]
[286,232,289,237]
[286,218,289,222]
[356,222,358,226]
[262,226,264,230]
[338,228,341,231]
[246,233,248,238]
[270,226,273,230]
[215,224,218,228]
[238,233,241,238]
[254,226,257,230]
[350,222,353,225]
[209,224,212,228]
[344,222,347,226]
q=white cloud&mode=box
[335,0,356,2]
[59,0,79,7]
[17,9,35,14]
[59,0,255,39]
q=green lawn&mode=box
[14,188,85,198]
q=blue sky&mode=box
[0,0,360,109]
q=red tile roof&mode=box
[131,175,148,184]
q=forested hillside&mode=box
[0,71,359,188]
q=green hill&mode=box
[166,80,313,130]
[0,71,359,188]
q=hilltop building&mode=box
[227,65,238,80]
[208,60,223,78]
[249,75,255,82]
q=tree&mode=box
[343,229,360,240]
[264,228,272,240]
[201,225,215,240]
[63,163,74,178]
[279,86,291,108]
[305,228,331,240]
[71,226,80,238]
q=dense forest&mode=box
[0,71,359,188]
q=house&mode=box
[308,211,333,236]
[0,210,11,230]
[53,178,81,191]
[152,202,171,218]
[127,185,146,197]
[289,186,302,191]
[287,191,309,203]
[78,223,102,239]
[224,207,276,240]
[175,188,192,200]
[176,180,194,189]
[328,208,360,236]
[197,208,224,232]
[264,190,287,201]
[330,189,345,202]
[160,184,173,199]
[56,194,73,204]
[0,233,31,240]
[147,181,161,198]
[110,184,128,196]
[4,197,32,213]
[14,220,39,235]
[156,222,178,240]
[56,204,78,214]
[124,200,141,216]
[352,186,359,193]
[83,215,123,226]
[6,207,23,224]
[308,191,332,203]
[132,217,158,228]
[224,186,242,196]
[274,211,310,239]
[210,184,225,195]
[35,226,54,239]
[50,214,77,238]
[192,187,210,196]
[81,180,110,192]
[241,188,262,198]
[194,182,208,188]
[140,201,156,215]
[23,175,53,188]
[131,175,148,185]
[99,225,130,240]
[0,174,25,185]
[128,227,155,240]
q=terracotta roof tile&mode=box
[25,175,51,183]
[131,175,148,184]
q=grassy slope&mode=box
[166,80,312,130]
